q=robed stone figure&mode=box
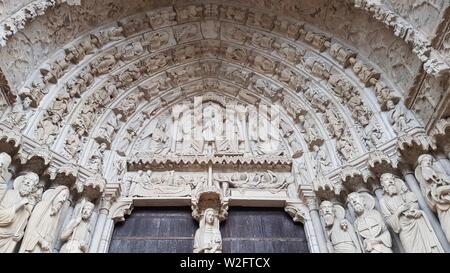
[0,152,12,201]
[59,200,94,253]
[379,173,442,253]
[193,208,222,253]
[0,172,40,252]
[415,154,450,242]
[19,186,70,253]
[319,200,362,253]
[348,192,393,253]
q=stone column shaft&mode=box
[308,201,329,253]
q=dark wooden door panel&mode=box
[109,207,196,253]
[108,206,309,253]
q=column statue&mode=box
[379,173,443,252]
[193,208,222,253]
[319,201,362,253]
[0,172,40,252]
[19,186,70,253]
[348,192,392,253]
[415,154,450,242]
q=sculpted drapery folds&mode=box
[59,200,95,253]
[415,154,450,243]
[193,208,222,253]
[0,153,12,200]
[379,173,442,253]
[0,172,40,253]
[319,201,361,253]
[348,192,393,253]
[19,186,70,253]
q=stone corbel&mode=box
[108,197,133,223]
[100,183,122,214]
[367,150,396,175]
[430,118,450,154]
[340,166,366,192]
[191,186,228,222]
[0,128,21,155]
[397,132,435,165]
[48,163,79,186]
[80,174,106,201]
[312,174,340,202]
[16,146,52,174]
[284,201,309,223]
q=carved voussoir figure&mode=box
[0,172,40,252]
[415,154,450,242]
[348,192,393,253]
[319,201,361,253]
[379,173,442,252]
[59,200,95,253]
[19,186,70,253]
[193,208,222,253]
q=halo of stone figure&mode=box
[0,172,40,252]
[415,154,450,243]
[347,191,393,253]
[0,152,12,200]
[59,200,95,253]
[319,200,362,253]
[193,208,222,253]
[19,185,70,253]
[379,173,443,253]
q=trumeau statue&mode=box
[0,172,40,252]
[0,153,12,201]
[193,208,222,253]
[319,201,361,253]
[60,200,95,253]
[348,192,393,253]
[415,154,450,242]
[19,186,70,253]
[379,173,442,253]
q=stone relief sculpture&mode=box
[59,200,95,253]
[95,113,122,146]
[2,97,33,130]
[386,100,411,133]
[319,201,361,253]
[193,208,222,253]
[0,172,40,252]
[415,154,450,242]
[128,170,191,197]
[19,186,69,253]
[0,153,12,200]
[88,143,107,172]
[379,173,442,253]
[348,192,393,253]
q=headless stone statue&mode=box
[193,208,222,253]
